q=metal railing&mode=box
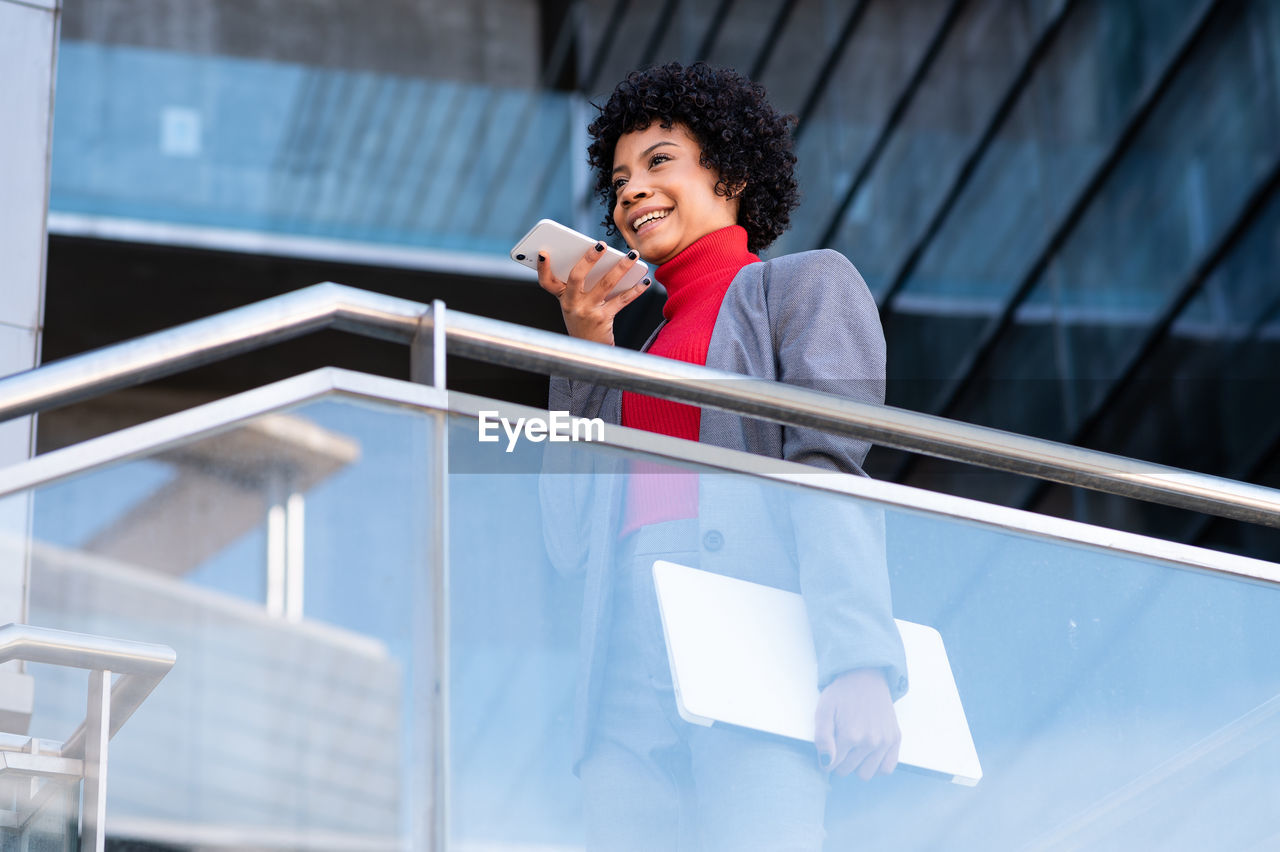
[0,282,1278,528]
[0,623,176,852]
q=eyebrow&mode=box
[612,140,678,175]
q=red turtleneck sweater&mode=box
[620,225,760,535]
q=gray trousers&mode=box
[580,519,828,851]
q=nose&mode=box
[619,181,649,206]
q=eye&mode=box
[649,153,671,168]
[612,176,628,191]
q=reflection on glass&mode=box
[0,749,78,851]
[445,409,1280,851]
[21,397,435,849]
[7,388,1279,850]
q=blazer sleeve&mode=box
[767,249,885,472]
[766,250,908,698]
[542,368,628,576]
[541,377,605,577]
[549,376,612,420]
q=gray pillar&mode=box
[0,0,60,727]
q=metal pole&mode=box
[1,284,1278,527]
[0,284,418,424]
[265,474,287,618]
[429,410,451,850]
[440,311,1280,528]
[80,670,110,852]
[411,300,448,391]
[285,491,306,622]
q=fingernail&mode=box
[537,254,545,263]
[819,753,832,768]
[641,278,651,287]
[595,242,605,252]
[627,250,638,260]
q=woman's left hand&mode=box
[813,667,900,780]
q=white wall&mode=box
[0,0,59,706]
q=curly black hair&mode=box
[586,62,799,255]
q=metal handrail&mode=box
[0,623,176,759]
[0,282,1278,528]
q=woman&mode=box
[537,62,906,850]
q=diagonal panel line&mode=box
[468,5,583,235]
[564,0,639,218]
[748,0,799,81]
[394,85,470,232]
[290,72,357,228]
[576,0,790,219]
[1225,416,1280,510]
[695,0,737,59]
[1019,691,1280,851]
[523,120,575,229]
[430,87,503,233]
[923,0,1225,422]
[271,69,323,177]
[1188,292,1280,549]
[329,74,397,227]
[639,0,682,68]
[360,81,438,230]
[1021,152,1280,518]
[1189,424,1280,550]
[792,0,875,140]
[584,0,632,91]
[877,0,1081,311]
[813,0,970,249]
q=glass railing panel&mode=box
[0,738,79,852]
[444,404,1280,851]
[50,42,575,257]
[9,393,441,849]
[6,375,1278,849]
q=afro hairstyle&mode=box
[586,61,799,255]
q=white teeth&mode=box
[633,210,669,230]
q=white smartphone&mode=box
[511,219,648,299]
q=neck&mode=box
[655,225,758,320]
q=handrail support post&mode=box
[81,669,110,852]
[411,300,448,391]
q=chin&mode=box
[641,239,678,264]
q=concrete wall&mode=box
[61,0,541,85]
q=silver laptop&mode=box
[652,560,982,786]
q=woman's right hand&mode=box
[537,242,651,346]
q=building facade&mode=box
[3,1,1280,849]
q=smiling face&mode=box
[610,123,741,265]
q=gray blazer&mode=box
[543,249,908,765]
